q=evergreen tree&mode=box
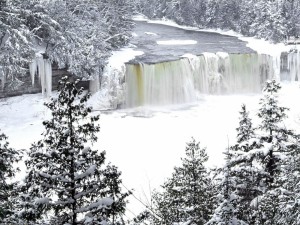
[0,131,22,223]
[273,130,300,224]
[206,149,247,225]
[20,77,129,224]
[151,138,215,225]
[152,170,186,224]
[228,104,263,224]
[257,79,291,188]
[251,79,299,224]
[178,138,215,224]
[217,0,240,30]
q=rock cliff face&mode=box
[0,65,89,98]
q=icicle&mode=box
[0,66,4,90]
[29,58,37,86]
[37,56,45,95]
[44,59,52,97]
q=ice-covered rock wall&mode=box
[125,53,275,107]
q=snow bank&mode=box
[133,15,200,32]
[88,48,144,110]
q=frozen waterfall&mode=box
[125,53,275,107]
[29,55,52,97]
[287,51,300,81]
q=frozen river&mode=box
[130,20,255,63]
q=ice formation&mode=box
[287,51,300,81]
[29,54,52,97]
[0,66,5,90]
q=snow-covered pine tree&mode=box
[21,77,129,224]
[257,79,292,188]
[270,124,300,224]
[276,137,300,224]
[251,79,299,224]
[206,149,247,225]
[228,104,263,223]
[0,131,22,223]
[177,138,215,224]
[151,168,186,225]
[152,138,215,225]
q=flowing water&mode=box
[92,21,300,109]
[125,53,277,107]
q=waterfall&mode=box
[287,51,300,81]
[125,53,274,107]
[126,59,198,107]
[280,51,300,81]
[29,55,52,97]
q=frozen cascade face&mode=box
[0,66,5,90]
[287,51,300,81]
[125,53,275,107]
[126,60,198,107]
[29,55,52,97]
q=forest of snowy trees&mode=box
[137,0,300,43]
[0,0,134,89]
[133,80,300,225]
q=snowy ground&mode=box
[1,82,300,218]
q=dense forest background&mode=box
[136,0,300,43]
[0,0,134,88]
[1,0,300,90]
